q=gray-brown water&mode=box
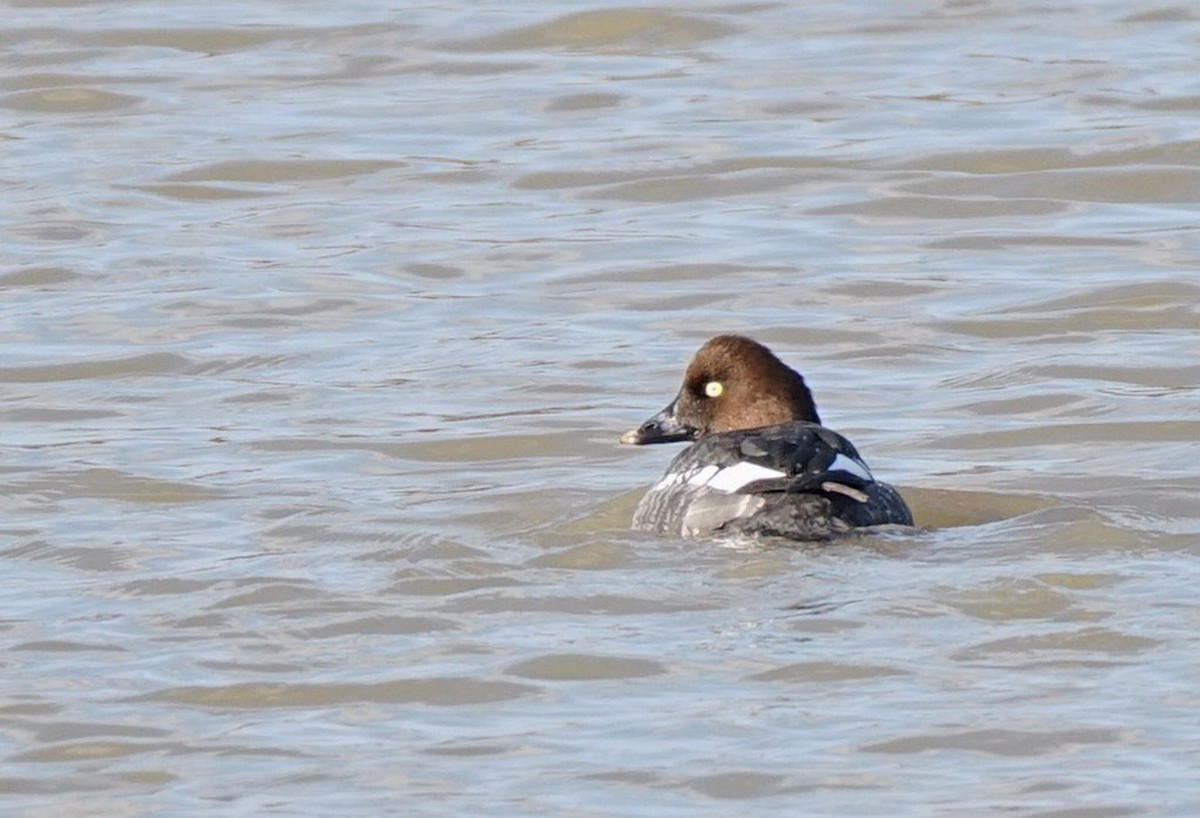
[3,2,1199,816]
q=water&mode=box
[3,1,1199,815]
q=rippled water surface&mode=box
[4,1,1200,816]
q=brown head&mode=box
[620,335,821,445]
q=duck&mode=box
[620,334,913,541]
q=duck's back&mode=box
[632,421,912,541]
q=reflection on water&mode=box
[3,1,1200,816]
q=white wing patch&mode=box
[827,453,873,483]
[704,461,788,493]
[650,472,680,492]
[651,465,720,492]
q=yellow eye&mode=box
[704,381,724,398]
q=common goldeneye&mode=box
[620,335,913,541]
